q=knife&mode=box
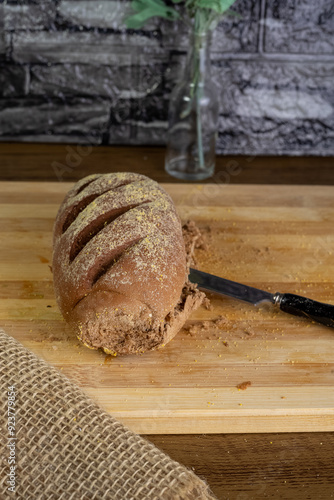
[189,268,334,328]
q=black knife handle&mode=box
[276,293,334,328]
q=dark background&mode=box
[0,0,334,156]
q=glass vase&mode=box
[165,30,218,181]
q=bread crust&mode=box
[52,173,203,355]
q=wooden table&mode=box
[1,143,334,499]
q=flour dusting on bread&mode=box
[52,173,204,355]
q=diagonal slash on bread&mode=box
[52,173,204,355]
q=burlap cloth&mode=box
[0,328,216,499]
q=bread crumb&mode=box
[182,220,209,267]
[236,381,252,390]
[202,297,212,310]
[214,315,228,328]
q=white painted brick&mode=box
[58,0,133,30]
[12,31,161,64]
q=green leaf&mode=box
[125,10,156,29]
[195,0,237,14]
[131,0,170,12]
[125,0,180,28]
[124,0,238,29]
[218,0,238,11]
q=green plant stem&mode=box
[194,12,205,171]
[196,77,205,170]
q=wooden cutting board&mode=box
[1,181,334,434]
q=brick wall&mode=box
[0,0,333,155]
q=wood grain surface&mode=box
[1,180,334,437]
[0,142,334,184]
[1,145,334,499]
[146,432,334,499]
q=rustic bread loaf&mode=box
[52,173,204,355]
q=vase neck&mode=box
[186,31,212,83]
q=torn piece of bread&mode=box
[52,173,204,355]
